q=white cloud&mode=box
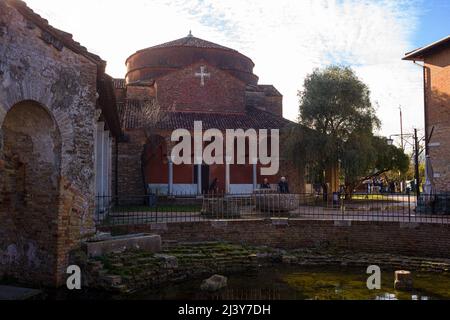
[24,0,424,136]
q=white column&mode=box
[252,163,257,191]
[102,130,110,197]
[108,136,113,197]
[197,164,202,195]
[95,122,105,197]
[225,161,231,194]
[168,158,173,196]
[225,164,230,194]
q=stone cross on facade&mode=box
[195,65,210,86]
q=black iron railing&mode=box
[94,191,450,226]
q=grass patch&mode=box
[349,194,403,202]
[111,204,202,213]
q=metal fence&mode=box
[95,191,450,226]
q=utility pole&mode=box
[399,106,405,192]
[399,106,404,150]
[414,128,420,203]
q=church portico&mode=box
[146,162,260,196]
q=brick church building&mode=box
[113,33,337,196]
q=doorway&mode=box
[201,164,210,194]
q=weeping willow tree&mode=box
[282,124,327,185]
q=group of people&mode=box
[260,176,290,194]
[206,176,291,194]
[367,178,399,194]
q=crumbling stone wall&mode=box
[0,2,99,286]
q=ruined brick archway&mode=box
[0,100,62,284]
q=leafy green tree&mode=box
[285,65,408,194]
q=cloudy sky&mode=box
[24,0,450,138]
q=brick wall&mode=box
[115,130,148,196]
[103,219,450,259]
[0,2,98,286]
[424,46,450,192]
[126,85,156,100]
[245,90,283,117]
[156,62,246,113]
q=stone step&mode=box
[0,285,43,300]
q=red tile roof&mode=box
[119,100,292,130]
[403,35,450,61]
[141,34,236,53]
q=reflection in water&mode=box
[129,266,450,300]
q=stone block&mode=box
[255,192,300,212]
[84,233,161,257]
[100,275,122,286]
[154,254,178,268]
[394,270,413,291]
[0,285,43,300]
[200,274,228,292]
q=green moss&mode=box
[282,268,450,300]
[413,273,450,299]
[88,243,450,300]
[95,256,113,270]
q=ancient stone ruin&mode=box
[0,0,121,286]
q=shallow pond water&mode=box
[129,265,450,300]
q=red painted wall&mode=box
[173,164,194,184]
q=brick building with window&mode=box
[404,35,450,192]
